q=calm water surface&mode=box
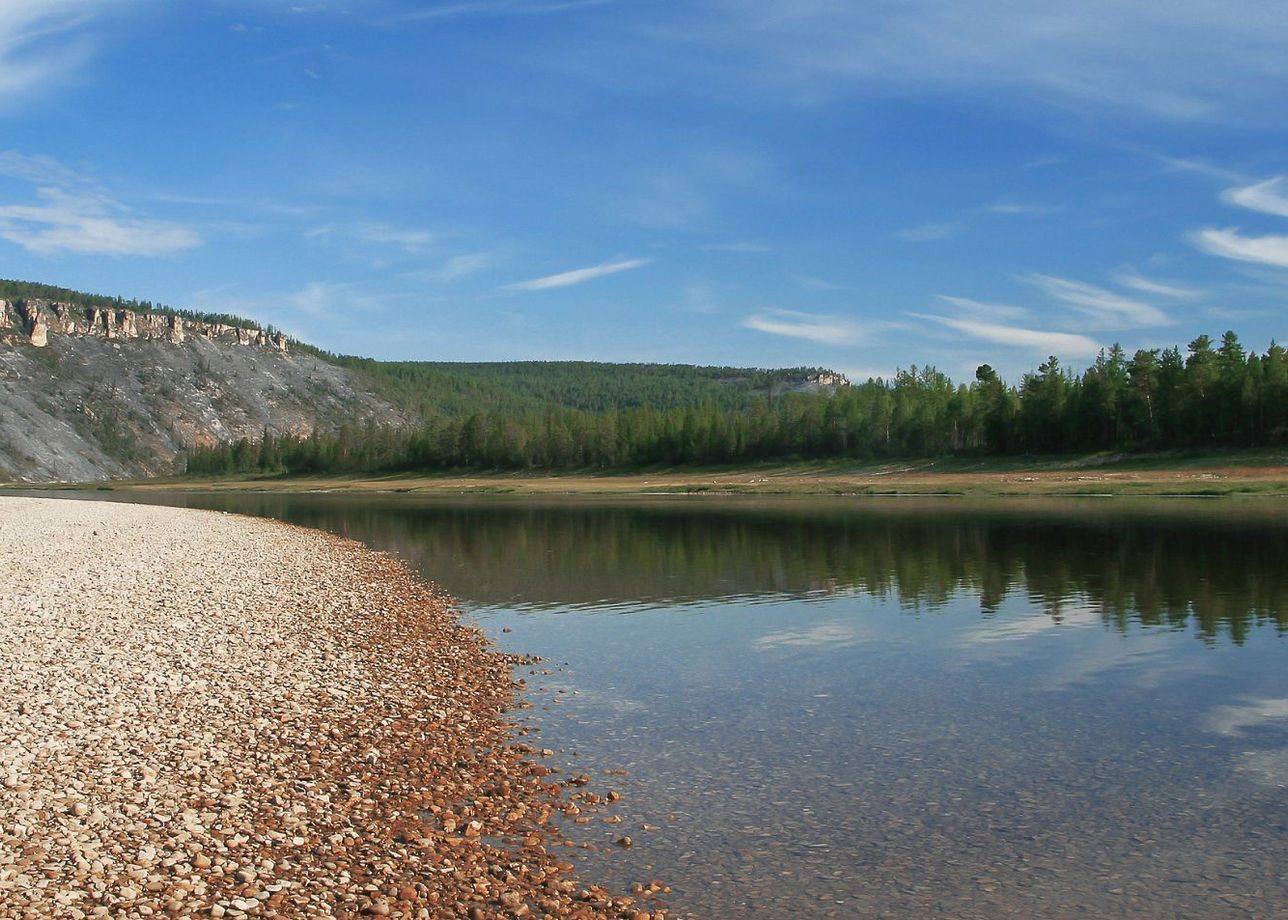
[41,492,1288,918]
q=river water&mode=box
[40,492,1288,918]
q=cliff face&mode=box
[0,299,408,483]
[2,299,290,352]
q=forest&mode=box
[326,357,834,417]
[186,330,1288,475]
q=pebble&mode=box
[0,498,663,920]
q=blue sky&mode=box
[3,1,1288,382]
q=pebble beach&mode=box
[0,497,661,919]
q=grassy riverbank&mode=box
[42,449,1288,497]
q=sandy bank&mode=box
[0,498,661,919]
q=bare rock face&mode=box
[4,298,287,354]
[16,301,48,347]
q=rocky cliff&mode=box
[2,298,291,352]
[0,298,408,482]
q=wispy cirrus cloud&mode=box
[897,200,1053,244]
[389,0,614,23]
[0,186,199,257]
[0,149,201,257]
[1024,274,1170,327]
[0,150,88,187]
[677,1,1288,123]
[918,313,1100,355]
[434,252,493,281]
[1192,177,1288,271]
[1221,176,1288,218]
[503,257,650,291]
[896,220,959,243]
[936,294,1029,321]
[0,1,114,105]
[307,222,436,254]
[743,309,862,346]
[1191,228,1288,270]
[1114,271,1203,299]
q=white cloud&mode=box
[936,294,1029,321]
[434,252,493,281]
[503,257,650,291]
[1221,177,1288,218]
[920,313,1100,355]
[987,202,1055,216]
[1114,272,1203,298]
[0,186,200,256]
[1193,177,1288,271]
[1192,227,1288,270]
[0,150,90,187]
[354,222,434,252]
[682,1,1288,122]
[0,1,127,106]
[390,0,614,23]
[1024,274,1170,327]
[743,309,862,346]
[308,222,436,255]
[896,221,959,242]
[288,281,345,319]
[676,283,721,314]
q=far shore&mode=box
[25,450,1288,498]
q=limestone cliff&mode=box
[0,298,408,483]
[1,299,290,352]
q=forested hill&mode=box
[0,278,846,481]
[324,357,846,418]
[188,332,1288,476]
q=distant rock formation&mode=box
[1,299,288,353]
[808,371,850,389]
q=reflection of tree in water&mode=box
[146,494,1288,643]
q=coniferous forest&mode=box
[185,331,1288,475]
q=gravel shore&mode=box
[0,497,661,919]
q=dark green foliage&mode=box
[320,358,833,418]
[185,330,1288,476]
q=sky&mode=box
[3,1,1288,382]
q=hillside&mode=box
[335,357,848,418]
[0,281,847,482]
[0,294,411,482]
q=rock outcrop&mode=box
[1,298,289,353]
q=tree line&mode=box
[186,331,1288,475]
